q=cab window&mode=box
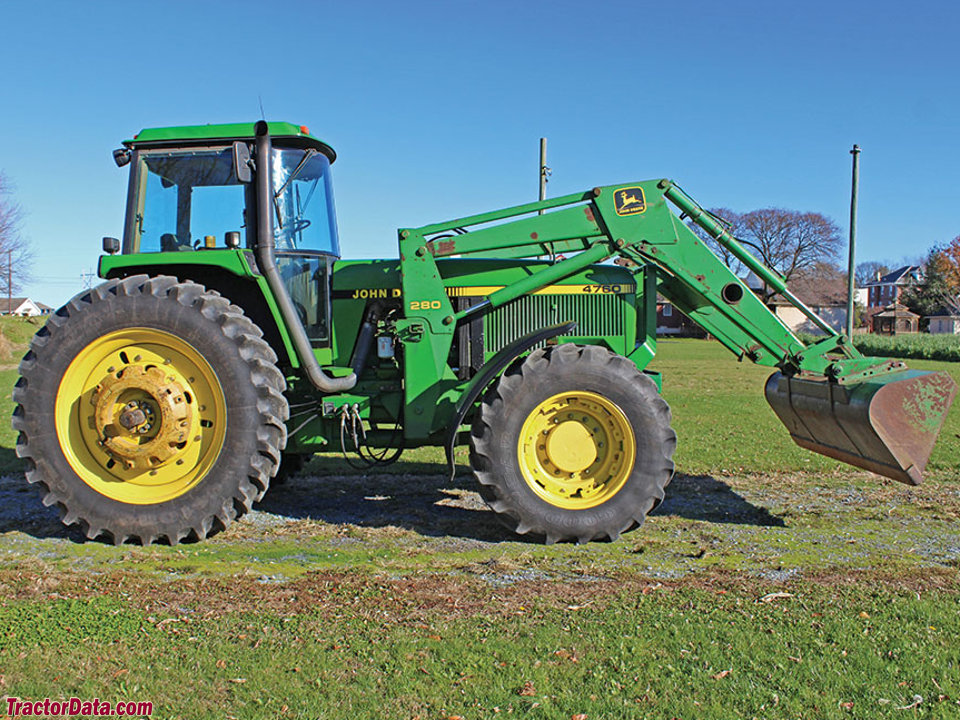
[135,148,248,252]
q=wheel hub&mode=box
[545,420,597,473]
[518,391,636,510]
[90,364,193,473]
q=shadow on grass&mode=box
[259,464,786,541]
[653,474,785,527]
[0,457,83,542]
[0,459,784,545]
[258,461,519,543]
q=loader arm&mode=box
[399,178,955,484]
[402,179,870,379]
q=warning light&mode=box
[299,126,310,135]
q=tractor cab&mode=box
[116,122,339,346]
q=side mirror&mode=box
[112,148,131,167]
[102,237,120,255]
[233,142,253,183]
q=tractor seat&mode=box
[160,233,193,252]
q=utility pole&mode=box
[538,138,550,215]
[846,144,861,339]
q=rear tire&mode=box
[470,343,676,543]
[12,275,289,545]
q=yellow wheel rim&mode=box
[55,328,227,505]
[518,391,636,510]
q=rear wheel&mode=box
[13,275,289,544]
[470,343,676,543]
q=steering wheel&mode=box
[293,300,309,328]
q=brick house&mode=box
[862,266,923,311]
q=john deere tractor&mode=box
[13,121,956,544]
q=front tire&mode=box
[470,343,676,543]
[12,275,289,545]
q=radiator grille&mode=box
[483,293,624,355]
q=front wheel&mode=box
[470,344,676,543]
[13,275,289,545]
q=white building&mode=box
[0,297,51,316]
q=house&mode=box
[769,300,848,336]
[862,266,923,310]
[872,302,919,335]
[926,310,960,335]
[747,267,855,335]
[0,297,49,316]
[656,301,706,337]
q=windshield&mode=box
[271,148,340,256]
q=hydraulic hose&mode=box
[254,121,356,393]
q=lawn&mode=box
[1,323,958,719]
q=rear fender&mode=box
[99,258,298,368]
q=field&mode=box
[0,319,958,719]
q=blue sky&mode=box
[1,0,957,306]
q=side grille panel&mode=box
[483,293,624,355]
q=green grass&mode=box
[2,580,958,719]
[0,315,34,472]
[0,314,45,349]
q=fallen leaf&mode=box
[216,659,226,669]
[894,695,923,710]
[859,611,870,619]
[759,592,794,603]
[228,678,247,684]
[518,680,536,696]
[712,669,731,680]
[571,714,588,720]
[839,701,854,710]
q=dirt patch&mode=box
[1,563,956,627]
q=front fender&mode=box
[443,321,577,477]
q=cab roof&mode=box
[123,121,336,162]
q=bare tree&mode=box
[855,260,891,286]
[788,261,848,304]
[691,207,843,301]
[0,173,33,300]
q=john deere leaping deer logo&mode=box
[614,186,646,216]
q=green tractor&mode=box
[13,121,956,544]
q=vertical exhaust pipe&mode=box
[254,121,356,393]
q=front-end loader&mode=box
[13,121,956,544]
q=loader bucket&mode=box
[765,369,957,485]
